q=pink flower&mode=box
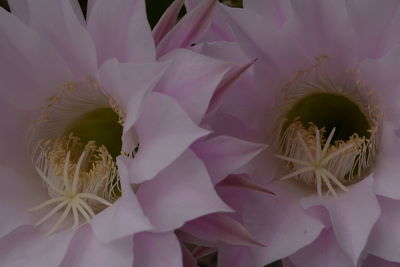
[0,0,233,266]
[180,0,400,266]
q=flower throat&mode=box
[276,70,381,197]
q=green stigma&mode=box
[64,107,123,159]
[283,93,371,142]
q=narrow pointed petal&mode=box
[137,150,231,232]
[156,49,232,124]
[192,135,266,184]
[153,0,185,45]
[362,255,400,267]
[217,174,274,195]
[289,229,353,267]
[0,226,74,267]
[156,0,217,57]
[182,244,198,267]
[182,213,263,247]
[87,0,155,64]
[28,0,97,78]
[133,232,182,267]
[302,177,380,265]
[91,161,152,243]
[192,246,217,259]
[60,225,133,267]
[129,93,210,183]
[207,60,255,114]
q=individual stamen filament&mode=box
[29,150,113,236]
[276,127,354,197]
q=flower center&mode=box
[276,67,381,196]
[29,81,134,235]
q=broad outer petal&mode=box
[27,0,97,79]
[87,0,155,65]
[192,135,267,184]
[133,231,182,267]
[365,196,400,262]
[289,229,353,267]
[243,0,292,27]
[347,0,400,59]
[129,93,210,183]
[0,226,74,267]
[91,158,152,243]
[302,177,380,265]
[60,225,133,267]
[0,8,73,109]
[284,0,357,68]
[244,182,324,265]
[0,166,47,238]
[156,49,232,124]
[136,150,232,232]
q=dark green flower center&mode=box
[64,107,123,159]
[283,93,371,142]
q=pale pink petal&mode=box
[284,0,357,68]
[156,49,232,124]
[28,0,97,79]
[289,229,353,267]
[7,0,29,23]
[282,258,298,267]
[365,197,400,262]
[359,46,400,121]
[98,59,168,130]
[136,150,231,231]
[156,0,217,57]
[0,8,72,109]
[129,93,210,183]
[87,0,155,64]
[244,182,324,266]
[218,246,256,267]
[153,0,185,45]
[302,177,380,265]
[0,166,47,238]
[369,122,400,199]
[60,225,133,267]
[243,0,292,27]
[133,231,182,267]
[222,5,310,91]
[192,135,266,184]
[347,0,400,59]
[91,159,152,243]
[181,213,262,246]
[0,226,74,267]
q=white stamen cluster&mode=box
[277,127,356,196]
[30,135,120,235]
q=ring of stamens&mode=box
[28,81,136,235]
[275,59,381,196]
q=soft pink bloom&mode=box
[177,0,400,266]
[0,0,235,266]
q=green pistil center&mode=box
[64,107,123,159]
[283,93,371,141]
